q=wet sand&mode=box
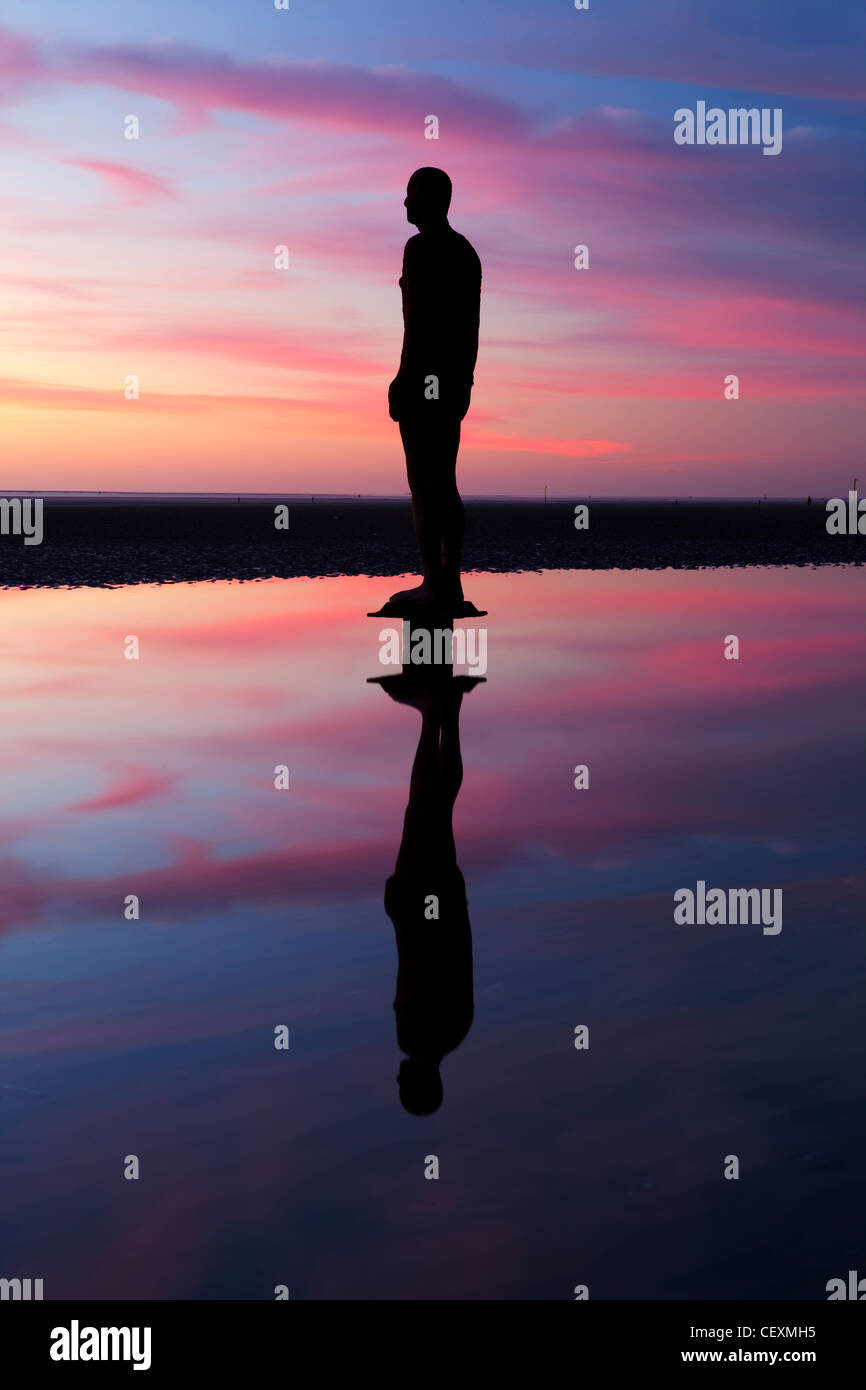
[0,496,860,588]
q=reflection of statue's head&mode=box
[405,167,452,226]
[398,1056,444,1115]
[387,867,472,1116]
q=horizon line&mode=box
[0,490,833,503]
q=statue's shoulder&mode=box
[451,230,481,276]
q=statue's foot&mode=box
[435,569,466,608]
[387,580,440,605]
[436,586,465,609]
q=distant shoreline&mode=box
[0,491,838,503]
[1,498,860,589]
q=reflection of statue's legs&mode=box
[394,687,463,878]
[438,690,464,808]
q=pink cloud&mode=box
[0,27,41,100]
[63,40,527,144]
[0,375,374,421]
[124,324,391,376]
[64,158,175,204]
[464,430,631,459]
[65,765,177,813]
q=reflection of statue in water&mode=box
[370,665,483,1114]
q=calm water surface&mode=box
[1,567,864,1298]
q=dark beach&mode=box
[0,496,860,588]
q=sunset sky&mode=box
[1,0,863,496]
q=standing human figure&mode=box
[388,168,481,609]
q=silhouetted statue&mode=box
[387,168,481,611]
[371,665,481,1113]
